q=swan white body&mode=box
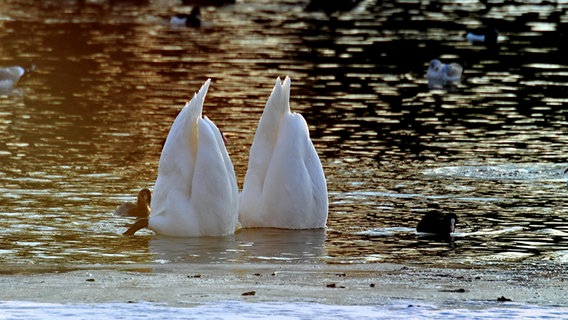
[0,66,25,90]
[239,76,328,229]
[426,59,463,82]
[149,79,238,237]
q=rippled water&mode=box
[1,0,568,272]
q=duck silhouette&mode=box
[417,211,457,236]
[114,188,151,218]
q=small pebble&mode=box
[370,283,375,288]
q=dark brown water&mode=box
[1,0,568,269]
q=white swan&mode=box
[125,79,239,237]
[238,76,328,229]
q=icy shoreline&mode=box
[0,262,566,310]
[2,299,567,320]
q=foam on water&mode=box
[423,164,567,182]
[1,300,567,320]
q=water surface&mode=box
[1,0,568,272]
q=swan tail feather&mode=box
[282,76,292,114]
[187,78,210,126]
[187,79,211,161]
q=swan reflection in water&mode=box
[147,228,326,264]
[236,228,326,262]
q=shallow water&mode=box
[1,0,568,274]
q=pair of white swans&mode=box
[125,77,328,237]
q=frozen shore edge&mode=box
[0,262,566,309]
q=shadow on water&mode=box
[0,0,568,269]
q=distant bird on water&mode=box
[305,0,362,13]
[114,188,152,218]
[170,7,201,27]
[426,59,463,83]
[0,65,32,90]
[464,27,498,45]
[417,212,458,236]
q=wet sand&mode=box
[0,262,566,308]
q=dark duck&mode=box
[417,212,457,236]
[114,188,151,218]
[170,7,201,27]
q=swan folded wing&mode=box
[253,113,327,228]
[239,77,286,224]
[151,105,199,218]
[240,77,286,209]
[149,80,209,226]
[276,113,328,228]
[249,77,285,172]
[190,117,239,236]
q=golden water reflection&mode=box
[1,0,568,269]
